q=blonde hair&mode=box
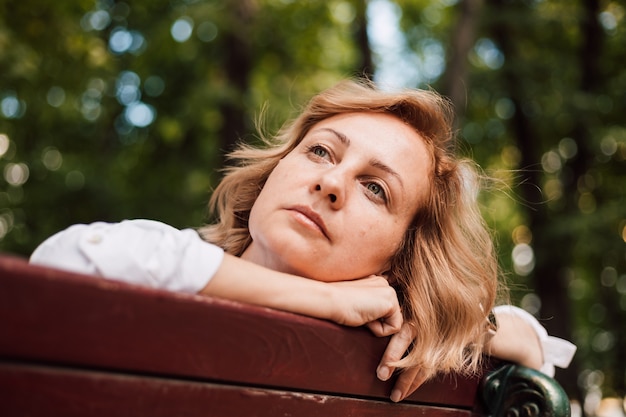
[198,79,500,381]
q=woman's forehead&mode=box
[308,112,431,160]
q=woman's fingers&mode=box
[366,306,403,336]
[376,322,429,402]
[331,277,427,402]
[376,322,414,381]
[390,365,428,402]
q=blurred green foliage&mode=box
[1,0,625,410]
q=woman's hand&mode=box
[328,275,403,337]
[376,308,549,403]
[375,322,426,402]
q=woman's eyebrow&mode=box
[316,127,405,192]
[370,158,405,192]
[316,127,350,146]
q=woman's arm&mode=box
[487,305,577,376]
[204,254,402,336]
[30,220,402,337]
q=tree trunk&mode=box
[354,0,374,79]
[218,0,258,162]
[441,0,484,125]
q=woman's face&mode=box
[242,112,432,281]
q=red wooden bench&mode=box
[0,254,570,416]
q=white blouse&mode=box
[492,305,576,377]
[30,219,224,294]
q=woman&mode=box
[31,79,575,402]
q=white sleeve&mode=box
[29,219,225,294]
[493,305,577,377]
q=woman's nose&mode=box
[314,173,345,207]
[314,184,338,203]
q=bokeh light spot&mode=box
[171,17,194,42]
[520,293,541,316]
[495,97,515,120]
[578,192,597,214]
[1,94,26,119]
[65,170,85,190]
[42,147,63,171]
[591,330,614,352]
[599,11,617,31]
[144,76,165,97]
[600,267,617,287]
[512,224,532,245]
[46,86,66,108]
[600,136,617,156]
[0,210,13,240]
[197,21,218,42]
[558,137,578,159]
[109,27,133,53]
[0,134,9,158]
[82,10,111,31]
[125,102,155,127]
[331,2,356,24]
[4,163,29,186]
[512,243,535,276]
[544,178,563,202]
[474,38,504,69]
[542,150,562,173]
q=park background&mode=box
[0,0,624,415]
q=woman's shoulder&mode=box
[30,219,224,294]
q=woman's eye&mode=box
[313,146,327,157]
[308,145,329,159]
[366,182,386,201]
[367,183,381,194]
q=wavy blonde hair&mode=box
[198,79,500,381]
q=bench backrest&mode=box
[0,255,570,417]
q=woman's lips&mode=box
[288,206,330,239]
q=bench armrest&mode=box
[482,363,571,417]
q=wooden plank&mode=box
[0,255,482,407]
[0,362,474,417]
